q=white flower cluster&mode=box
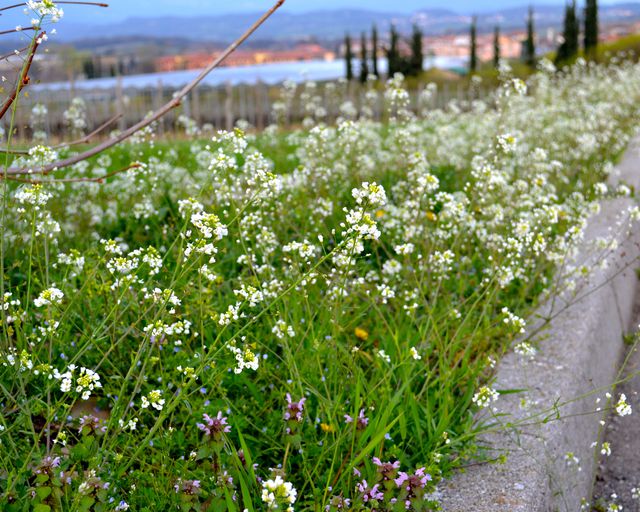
[141,389,165,411]
[227,343,259,374]
[261,475,297,511]
[53,365,102,400]
[615,393,632,417]
[34,287,64,308]
[27,0,64,23]
[472,386,499,409]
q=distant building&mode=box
[155,44,335,72]
[424,31,524,61]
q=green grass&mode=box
[1,60,640,511]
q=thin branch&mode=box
[54,113,122,148]
[0,46,29,61]
[0,1,108,13]
[5,0,286,177]
[3,162,141,184]
[0,147,28,155]
[0,30,43,122]
[0,27,36,36]
[0,114,122,154]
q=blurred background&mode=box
[2,0,640,136]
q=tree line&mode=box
[345,0,599,80]
[344,24,425,82]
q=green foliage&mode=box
[409,24,424,77]
[372,25,380,78]
[470,17,478,73]
[360,32,369,84]
[345,33,354,81]
[493,26,501,69]
[386,25,402,77]
[584,0,599,57]
[524,7,537,68]
[556,1,579,65]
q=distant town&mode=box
[10,5,640,84]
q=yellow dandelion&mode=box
[354,327,369,341]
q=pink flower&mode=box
[196,411,231,441]
[284,393,306,422]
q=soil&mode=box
[591,298,640,511]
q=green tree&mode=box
[524,6,536,68]
[345,33,354,81]
[371,24,379,78]
[387,25,401,77]
[584,0,599,57]
[470,16,478,73]
[556,1,579,64]
[83,57,96,79]
[408,24,424,76]
[359,32,369,83]
[493,26,501,69]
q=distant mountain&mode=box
[55,3,640,44]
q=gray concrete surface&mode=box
[439,135,640,512]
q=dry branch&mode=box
[5,162,141,184]
[0,2,108,13]
[3,0,286,177]
[0,30,43,122]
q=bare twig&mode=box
[0,30,43,122]
[3,162,141,184]
[54,113,122,148]
[0,27,36,36]
[0,114,122,154]
[0,46,30,61]
[0,147,28,155]
[5,0,286,177]
[0,1,108,13]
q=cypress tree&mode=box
[524,6,536,68]
[345,33,353,81]
[493,26,501,69]
[556,1,579,64]
[470,16,478,73]
[584,0,599,56]
[409,24,424,76]
[372,24,379,78]
[359,32,369,83]
[387,25,401,77]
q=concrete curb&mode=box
[439,135,640,512]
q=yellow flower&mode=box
[375,210,385,218]
[426,211,437,221]
[354,327,369,341]
[320,423,335,433]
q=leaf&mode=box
[33,505,51,512]
[35,486,52,500]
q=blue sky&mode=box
[17,0,640,23]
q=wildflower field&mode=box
[3,17,640,509]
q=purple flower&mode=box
[34,456,61,477]
[174,479,201,495]
[394,467,432,508]
[196,411,231,441]
[326,495,351,511]
[356,480,384,503]
[372,457,401,482]
[344,408,369,430]
[284,393,306,422]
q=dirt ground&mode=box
[591,298,640,511]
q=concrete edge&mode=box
[438,134,640,512]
